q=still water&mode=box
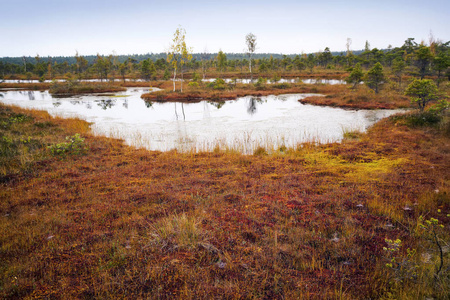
[202,78,345,84]
[0,88,402,153]
[2,78,346,85]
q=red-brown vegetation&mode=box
[0,82,51,91]
[300,85,412,109]
[49,82,126,95]
[141,82,345,103]
[1,101,449,298]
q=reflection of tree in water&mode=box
[68,100,93,109]
[181,103,185,120]
[276,95,288,102]
[209,101,225,109]
[28,91,35,100]
[96,99,116,110]
[203,102,211,119]
[247,97,262,115]
[174,103,186,120]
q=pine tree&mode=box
[405,79,439,111]
[365,62,386,94]
[346,63,364,89]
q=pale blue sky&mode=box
[1,0,449,57]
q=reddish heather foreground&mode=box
[0,103,449,299]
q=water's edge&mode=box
[0,88,403,153]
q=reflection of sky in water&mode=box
[201,78,346,84]
[0,88,403,153]
[2,78,346,84]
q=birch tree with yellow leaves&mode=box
[167,26,192,92]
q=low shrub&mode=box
[394,111,442,127]
[187,82,201,93]
[273,82,291,89]
[270,74,281,83]
[207,78,227,90]
[254,77,267,90]
[48,133,87,156]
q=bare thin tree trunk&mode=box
[181,67,183,93]
[173,69,177,92]
[249,58,253,83]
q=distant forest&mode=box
[0,38,449,83]
[0,52,366,65]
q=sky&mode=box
[1,0,449,57]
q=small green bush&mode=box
[207,78,226,90]
[9,113,33,124]
[48,134,87,156]
[188,82,199,88]
[271,74,281,83]
[393,99,448,129]
[192,72,201,82]
[402,112,441,127]
[273,83,291,89]
[254,77,267,90]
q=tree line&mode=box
[0,37,449,85]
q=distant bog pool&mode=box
[0,88,403,153]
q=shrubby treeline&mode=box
[0,37,449,84]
